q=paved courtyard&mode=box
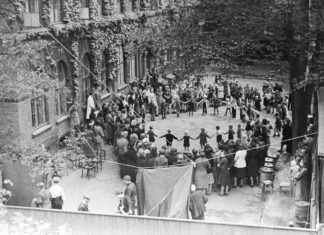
[60,76,294,226]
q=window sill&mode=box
[101,93,112,100]
[56,114,69,125]
[32,124,52,138]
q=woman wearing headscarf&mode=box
[194,151,211,194]
[218,151,230,196]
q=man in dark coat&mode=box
[123,175,137,215]
[189,184,208,220]
[280,118,292,155]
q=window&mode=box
[129,57,136,82]
[116,0,122,13]
[80,0,90,19]
[55,61,70,116]
[31,95,49,128]
[81,53,91,103]
[127,0,133,12]
[50,0,61,23]
[101,52,108,92]
[98,0,103,16]
[23,0,40,27]
[117,46,125,86]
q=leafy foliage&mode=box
[0,40,66,102]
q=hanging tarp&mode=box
[318,87,324,157]
[136,165,193,219]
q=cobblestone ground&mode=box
[60,76,294,226]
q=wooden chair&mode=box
[81,161,96,179]
[262,180,274,193]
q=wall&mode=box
[0,102,20,147]
[4,206,323,235]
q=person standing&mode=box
[160,130,178,150]
[179,130,195,152]
[78,195,90,212]
[246,141,259,187]
[218,151,230,196]
[194,153,211,193]
[202,96,208,115]
[49,176,65,210]
[86,88,96,123]
[196,128,211,149]
[68,101,80,130]
[123,175,137,215]
[189,184,208,220]
[233,145,247,188]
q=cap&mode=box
[52,176,60,183]
[83,195,90,200]
[123,175,131,181]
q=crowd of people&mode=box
[33,70,311,220]
[70,70,299,218]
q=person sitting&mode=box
[78,195,90,212]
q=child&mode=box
[179,130,195,152]
[215,126,223,144]
[224,96,232,116]
[196,128,211,149]
[140,104,146,123]
[231,98,237,119]
[213,94,220,115]
[160,130,178,150]
[175,96,181,118]
[202,96,208,115]
[160,98,166,119]
[147,126,158,143]
[188,97,195,116]
[237,124,242,139]
[226,125,235,141]
[245,121,253,141]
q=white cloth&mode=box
[49,184,65,201]
[86,95,95,119]
[234,150,247,168]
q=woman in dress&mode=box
[233,144,247,187]
[194,152,211,194]
[68,101,80,130]
[246,141,259,187]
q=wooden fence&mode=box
[4,206,324,235]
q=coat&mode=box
[154,155,168,167]
[194,157,211,189]
[246,148,259,177]
[218,157,230,186]
[189,191,208,219]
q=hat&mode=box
[123,175,131,181]
[83,195,90,200]
[171,148,177,153]
[131,120,137,126]
[52,176,60,183]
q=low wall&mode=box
[4,206,323,235]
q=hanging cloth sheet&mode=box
[136,165,193,219]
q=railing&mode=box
[4,206,324,235]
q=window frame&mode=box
[117,46,125,86]
[81,53,91,104]
[31,95,49,128]
[23,0,41,27]
[50,0,61,23]
[55,60,71,117]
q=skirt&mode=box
[234,167,246,178]
[208,173,214,184]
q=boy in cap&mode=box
[49,176,65,210]
[78,195,90,212]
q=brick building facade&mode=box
[0,0,185,149]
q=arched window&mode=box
[55,60,70,116]
[50,0,61,23]
[81,53,91,104]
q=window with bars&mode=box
[50,0,61,23]
[81,53,91,104]
[80,0,90,19]
[116,0,122,13]
[31,95,49,128]
[23,0,40,27]
[55,60,71,116]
